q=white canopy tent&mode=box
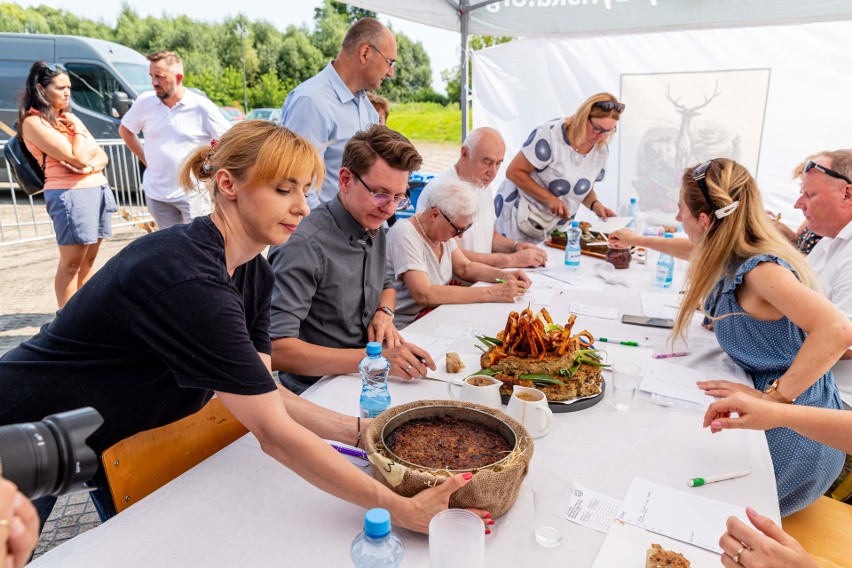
[344,1,852,224]
[345,0,852,138]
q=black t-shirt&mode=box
[0,217,277,456]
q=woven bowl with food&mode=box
[364,400,534,518]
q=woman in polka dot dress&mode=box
[672,159,852,517]
[494,93,621,243]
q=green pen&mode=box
[494,278,506,284]
[598,337,639,347]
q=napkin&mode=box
[596,263,629,287]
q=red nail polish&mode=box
[484,512,492,518]
[487,519,495,525]
[485,529,491,535]
[462,472,473,480]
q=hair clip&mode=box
[201,140,218,174]
[715,201,739,219]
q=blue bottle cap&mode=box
[366,342,382,356]
[364,508,391,538]
[630,197,637,204]
[571,220,579,227]
[664,233,673,239]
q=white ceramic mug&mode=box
[506,385,553,438]
[447,375,503,409]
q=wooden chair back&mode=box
[782,496,852,568]
[102,396,248,513]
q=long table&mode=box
[31,247,780,567]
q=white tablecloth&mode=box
[32,247,779,567]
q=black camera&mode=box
[0,407,103,499]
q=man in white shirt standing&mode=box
[416,127,547,268]
[796,149,852,406]
[119,51,231,229]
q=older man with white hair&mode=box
[417,127,547,268]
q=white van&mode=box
[0,33,150,140]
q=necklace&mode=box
[412,214,441,249]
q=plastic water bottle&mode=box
[359,342,391,419]
[655,233,675,289]
[619,197,638,229]
[350,508,405,567]
[564,220,581,271]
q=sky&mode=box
[20,0,462,95]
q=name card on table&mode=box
[639,358,712,406]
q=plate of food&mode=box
[471,307,609,413]
[545,223,609,256]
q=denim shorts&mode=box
[44,184,117,245]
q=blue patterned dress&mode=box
[704,254,844,517]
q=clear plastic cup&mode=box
[429,509,484,568]
[612,362,642,410]
[533,474,571,547]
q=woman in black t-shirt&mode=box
[0,121,482,535]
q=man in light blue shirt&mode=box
[282,17,396,208]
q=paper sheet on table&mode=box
[598,344,654,372]
[589,216,632,234]
[566,482,621,534]
[616,478,748,554]
[399,331,455,358]
[433,324,483,339]
[531,270,605,292]
[569,303,619,320]
[639,358,712,405]
[640,291,682,319]
[516,286,555,305]
[592,522,722,568]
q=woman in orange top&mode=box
[19,61,116,307]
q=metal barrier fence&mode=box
[0,139,151,246]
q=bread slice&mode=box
[646,543,691,567]
[445,352,464,373]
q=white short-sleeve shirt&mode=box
[386,219,458,329]
[416,166,496,254]
[121,90,231,202]
[808,219,852,405]
[494,118,608,242]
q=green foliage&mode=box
[443,35,513,107]
[387,102,461,144]
[0,1,440,108]
[314,0,376,25]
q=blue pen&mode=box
[329,442,368,461]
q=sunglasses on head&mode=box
[803,159,852,185]
[44,62,66,74]
[592,101,625,114]
[692,159,716,209]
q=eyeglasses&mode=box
[592,101,625,114]
[44,62,67,74]
[353,172,409,210]
[692,159,716,209]
[439,209,473,236]
[368,45,396,70]
[588,119,616,136]
[803,159,852,185]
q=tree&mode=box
[278,28,325,87]
[314,0,375,25]
[443,35,512,107]
[378,30,432,102]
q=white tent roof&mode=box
[346,0,852,37]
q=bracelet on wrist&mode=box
[589,200,600,212]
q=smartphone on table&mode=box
[621,314,675,329]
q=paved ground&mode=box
[0,139,458,561]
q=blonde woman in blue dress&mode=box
[672,158,852,517]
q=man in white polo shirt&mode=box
[119,51,231,229]
[795,148,852,406]
[416,127,547,268]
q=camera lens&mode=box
[0,407,103,499]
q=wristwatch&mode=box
[377,306,394,319]
[764,379,794,404]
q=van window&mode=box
[0,60,32,109]
[65,63,122,117]
[114,63,152,95]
